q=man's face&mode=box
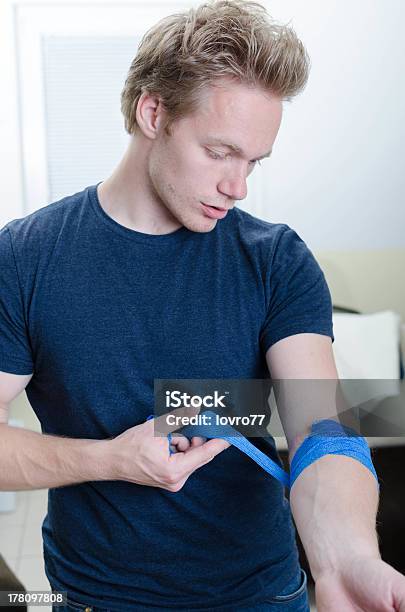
[148,78,283,232]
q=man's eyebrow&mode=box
[206,138,272,160]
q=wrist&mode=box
[84,439,115,481]
[313,550,382,585]
[310,545,381,582]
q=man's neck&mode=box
[97,141,181,235]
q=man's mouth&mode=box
[204,204,228,211]
[200,202,229,220]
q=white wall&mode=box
[1,0,403,254]
[0,0,25,226]
[254,0,404,250]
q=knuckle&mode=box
[203,454,215,464]
[162,469,180,485]
[167,481,184,492]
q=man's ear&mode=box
[135,91,169,139]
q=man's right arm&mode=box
[0,371,230,492]
[0,371,109,491]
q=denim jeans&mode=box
[52,569,309,612]
[243,568,310,611]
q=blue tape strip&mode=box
[179,410,290,487]
[290,419,380,490]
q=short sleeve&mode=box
[260,226,334,353]
[0,226,34,374]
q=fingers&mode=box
[169,435,212,453]
[164,438,230,492]
[170,434,191,452]
[170,435,207,453]
[146,414,208,453]
[190,436,207,448]
[171,437,231,474]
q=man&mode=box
[1,0,405,610]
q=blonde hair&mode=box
[121,0,310,135]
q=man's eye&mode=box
[207,150,262,167]
[207,150,225,160]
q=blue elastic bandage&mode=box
[290,419,379,490]
[147,413,379,490]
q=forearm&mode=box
[0,423,110,491]
[289,453,381,581]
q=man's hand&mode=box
[106,415,230,491]
[315,556,405,611]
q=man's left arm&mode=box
[266,332,405,612]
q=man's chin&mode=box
[185,218,218,233]
[177,212,218,233]
[168,204,220,233]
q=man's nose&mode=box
[217,172,248,202]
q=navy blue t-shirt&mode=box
[0,184,334,610]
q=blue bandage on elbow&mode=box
[290,419,379,490]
